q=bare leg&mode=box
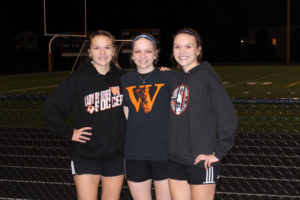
[127,179,152,200]
[101,175,124,200]
[153,179,172,200]
[190,184,216,200]
[73,174,101,200]
[168,179,191,200]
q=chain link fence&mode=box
[0,94,299,200]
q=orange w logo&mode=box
[110,86,120,95]
[126,83,164,113]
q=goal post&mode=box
[47,35,86,72]
[43,0,87,72]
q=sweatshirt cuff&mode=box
[214,152,224,161]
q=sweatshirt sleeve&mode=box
[208,72,238,160]
[43,79,74,140]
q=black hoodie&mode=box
[43,59,126,162]
[168,61,237,166]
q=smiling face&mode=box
[173,33,201,72]
[131,38,157,73]
[88,35,114,69]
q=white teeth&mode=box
[179,56,188,59]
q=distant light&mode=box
[240,39,244,43]
[272,38,277,46]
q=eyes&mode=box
[133,50,154,54]
[174,45,194,49]
[91,45,113,51]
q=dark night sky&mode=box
[0,0,299,71]
[2,0,299,36]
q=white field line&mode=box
[226,72,289,88]
[0,85,58,93]
[246,82,273,85]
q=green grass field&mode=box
[1,64,299,133]
[1,64,300,98]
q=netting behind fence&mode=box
[1,95,300,134]
[233,99,300,134]
[0,95,299,200]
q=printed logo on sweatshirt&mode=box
[84,86,123,114]
[170,84,189,115]
[126,84,164,113]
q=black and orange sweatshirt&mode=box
[43,59,126,163]
[121,68,173,160]
[168,61,237,165]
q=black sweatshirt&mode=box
[121,68,173,160]
[168,61,237,165]
[43,59,126,163]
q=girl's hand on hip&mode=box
[194,153,219,170]
[72,127,92,143]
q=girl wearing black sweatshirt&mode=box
[43,30,126,200]
[167,28,237,200]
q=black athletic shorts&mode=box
[125,160,169,182]
[71,159,124,177]
[168,160,221,185]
